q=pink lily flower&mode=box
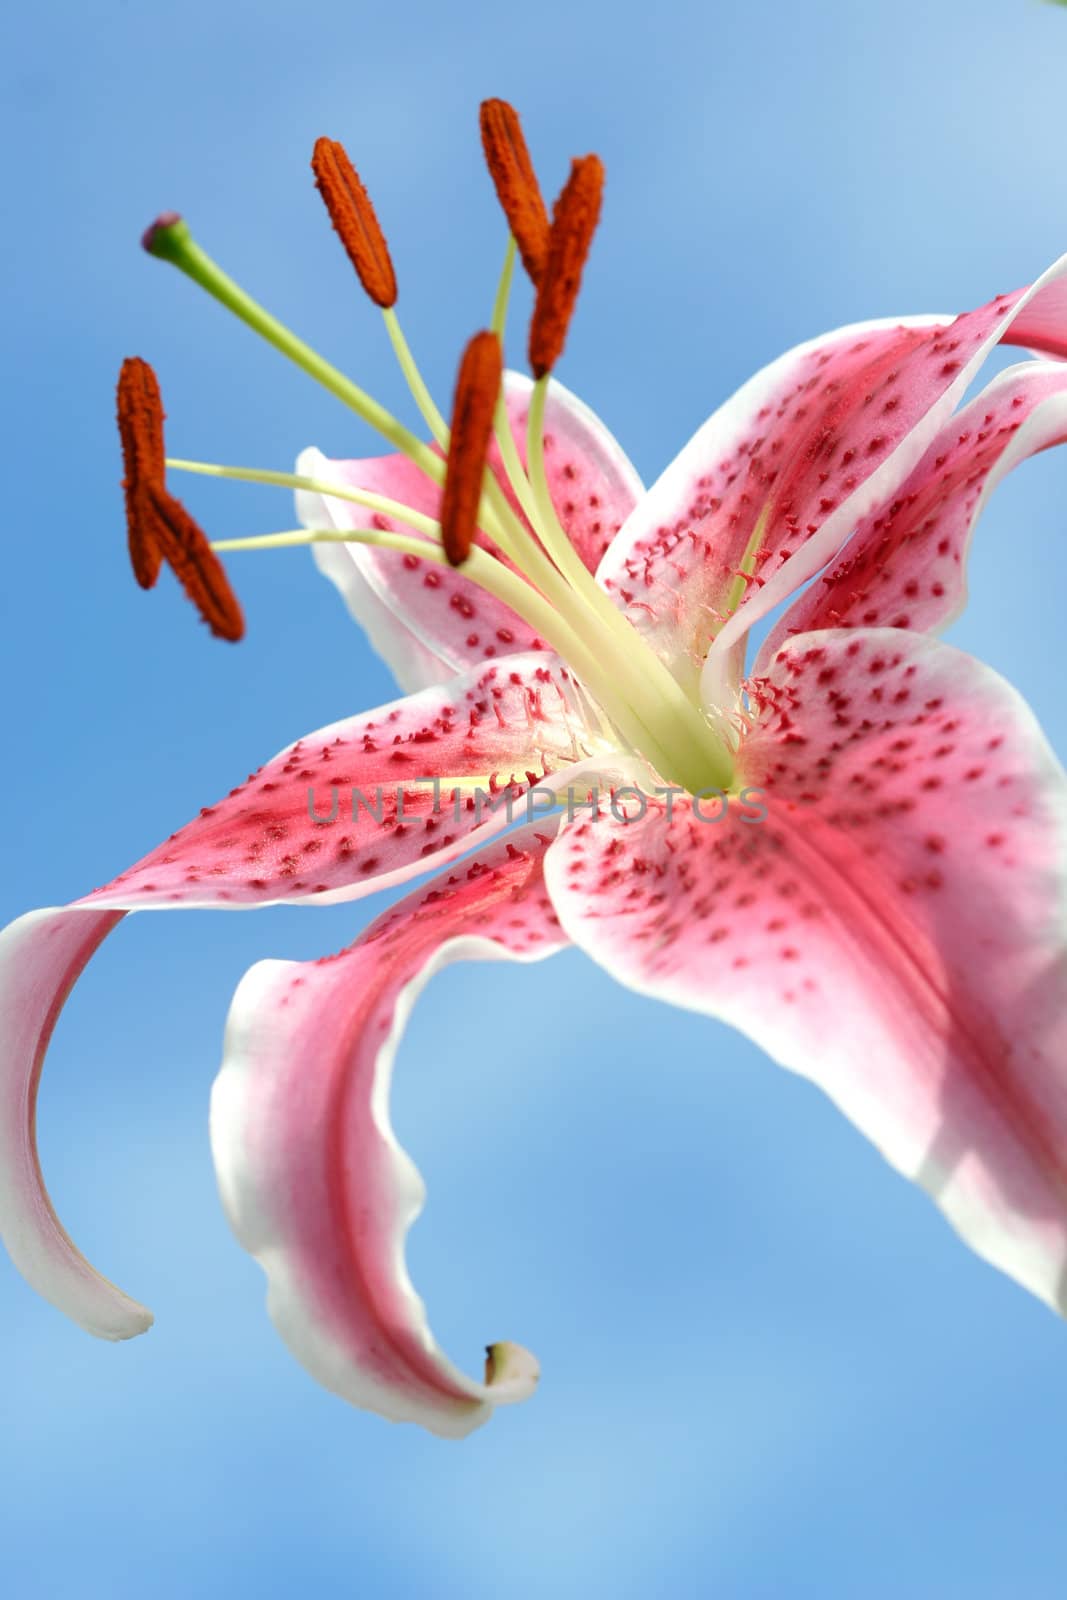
[4,105,1067,1439]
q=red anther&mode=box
[311,137,398,308]
[478,99,550,285]
[440,331,503,567]
[142,484,245,642]
[116,357,165,588]
[528,155,604,379]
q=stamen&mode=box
[478,100,550,285]
[311,137,398,309]
[440,331,503,566]
[527,155,604,380]
[143,484,245,641]
[116,357,165,589]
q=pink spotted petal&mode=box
[595,256,1067,700]
[758,361,1067,664]
[82,654,588,912]
[300,373,642,688]
[599,313,950,689]
[697,257,1067,700]
[546,629,1067,1312]
[0,658,589,1335]
[210,824,566,1436]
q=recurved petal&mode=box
[0,657,588,1336]
[546,629,1067,1314]
[758,360,1067,665]
[697,256,1067,701]
[210,825,566,1436]
[299,372,642,688]
[0,906,152,1339]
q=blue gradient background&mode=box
[3,2,1067,1594]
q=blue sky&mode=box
[3,0,1067,1594]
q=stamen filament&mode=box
[525,374,598,586]
[166,451,608,651]
[491,235,517,339]
[488,236,547,534]
[166,457,441,539]
[493,384,541,532]
[381,308,449,447]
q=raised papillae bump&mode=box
[478,98,550,285]
[142,483,245,642]
[116,356,165,589]
[311,136,398,309]
[440,330,504,567]
[528,154,605,380]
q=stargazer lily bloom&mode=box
[3,103,1067,1439]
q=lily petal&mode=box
[758,361,1067,663]
[210,823,566,1436]
[0,906,151,1339]
[595,257,1067,700]
[0,656,588,1335]
[85,654,589,912]
[545,629,1067,1312]
[300,372,642,689]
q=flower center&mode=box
[131,107,738,797]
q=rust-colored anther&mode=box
[311,136,398,309]
[440,331,503,567]
[116,357,166,589]
[143,483,245,642]
[528,155,605,380]
[478,99,550,285]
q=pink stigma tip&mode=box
[141,212,184,253]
